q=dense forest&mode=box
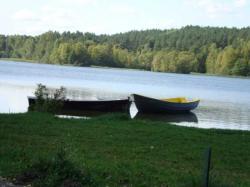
[1,26,250,76]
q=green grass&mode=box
[0,112,250,186]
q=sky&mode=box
[1,0,249,36]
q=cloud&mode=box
[8,0,248,36]
[234,0,247,7]
[185,0,248,18]
[11,6,81,35]
[11,0,99,33]
[108,3,137,16]
[60,0,97,6]
[40,6,74,24]
[12,9,37,22]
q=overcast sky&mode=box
[1,0,249,36]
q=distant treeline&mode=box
[1,26,250,76]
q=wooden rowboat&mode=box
[28,96,129,115]
[131,94,200,114]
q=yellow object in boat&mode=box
[162,97,188,103]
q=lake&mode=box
[1,60,250,130]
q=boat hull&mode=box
[131,94,199,114]
[28,97,129,115]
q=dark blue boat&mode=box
[131,94,200,114]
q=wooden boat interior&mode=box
[162,97,199,103]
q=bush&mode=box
[29,84,66,114]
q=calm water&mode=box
[1,60,250,130]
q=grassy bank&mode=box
[191,72,250,79]
[0,112,250,186]
[0,58,37,63]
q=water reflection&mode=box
[134,112,198,123]
[0,83,33,113]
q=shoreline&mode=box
[1,58,250,79]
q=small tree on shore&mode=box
[29,84,66,113]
